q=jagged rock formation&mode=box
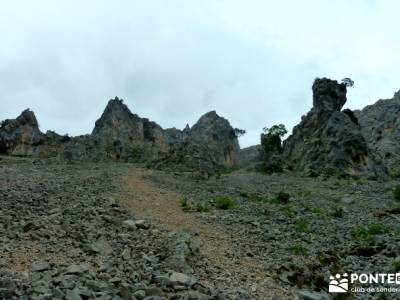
[0,98,240,175]
[355,91,400,177]
[0,109,44,156]
[90,97,170,162]
[153,111,240,175]
[283,78,386,178]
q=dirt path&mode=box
[118,167,292,299]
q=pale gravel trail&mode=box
[118,166,293,300]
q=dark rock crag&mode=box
[283,78,386,178]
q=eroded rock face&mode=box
[0,109,43,156]
[153,111,240,175]
[92,97,145,161]
[283,78,386,178]
[355,91,400,177]
[90,97,170,162]
[0,98,240,175]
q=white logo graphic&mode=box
[329,273,349,293]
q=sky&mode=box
[1,0,400,148]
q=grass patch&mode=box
[180,197,189,209]
[310,207,323,214]
[294,218,309,233]
[196,202,210,212]
[215,196,236,210]
[394,185,400,201]
[249,192,290,205]
[289,244,308,256]
[355,179,368,185]
[351,223,388,241]
[299,190,313,197]
[280,206,295,218]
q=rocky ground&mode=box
[1,156,400,299]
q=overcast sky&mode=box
[1,0,400,147]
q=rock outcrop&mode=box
[0,109,43,156]
[0,98,240,175]
[355,91,400,177]
[90,97,169,162]
[236,145,262,168]
[153,111,240,175]
[283,78,386,178]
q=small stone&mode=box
[153,275,171,286]
[31,261,51,272]
[296,289,328,300]
[119,283,133,300]
[133,290,146,300]
[143,297,161,300]
[341,196,354,204]
[145,287,162,296]
[250,221,260,227]
[109,277,122,284]
[65,290,83,300]
[73,287,92,298]
[122,220,137,230]
[65,264,88,274]
[187,290,209,300]
[86,280,103,292]
[90,237,113,255]
[121,248,131,260]
[134,220,149,229]
[169,272,196,286]
[52,287,65,299]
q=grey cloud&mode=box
[1,0,399,147]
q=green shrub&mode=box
[250,192,289,205]
[280,206,295,218]
[261,124,287,154]
[215,196,236,210]
[295,218,309,233]
[239,192,249,198]
[310,207,323,214]
[196,202,210,212]
[249,194,272,203]
[331,206,344,218]
[289,244,308,256]
[276,191,290,203]
[394,186,400,201]
[131,145,143,160]
[351,223,388,241]
[180,197,191,211]
[392,260,400,272]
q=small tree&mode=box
[261,124,287,154]
[341,78,354,88]
[234,128,246,138]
